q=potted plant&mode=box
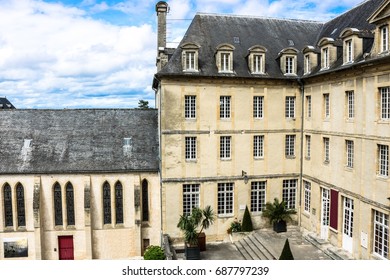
[262,198,296,233]
[177,205,215,260]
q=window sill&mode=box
[185,159,197,163]
[323,160,330,165]
[183,69,199,73]
[376,174,389,181]
[184,118,197,121]
[302,211,310,218]
[285,155,296,159]
[344,166,354,172]
[220,158,232,161]
[305,156,311,161]
[345,118,354,123]
[218,214,234,219]
[377,119,390,124]
[254,157,264,161]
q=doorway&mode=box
[58,236,74,260]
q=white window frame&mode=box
[184,95,196,119]
[253,54,264,74]
[185,51,196,71]
[322,47,329,69]
[346,39,353,63]
[373,210,389,259]
[220,96,231,119]
[282,179,297,210]
[304,180,311,213]
[305,135,311,159]
[217,183,234,216]
[306,95,312,118]
[253,135,264,159]
[324,93,330,119]
[285,135,295,157]
[185,136,197,160]
[183,184,200,216]
[304,54,311,74]
[378,144,389,177]
[380,87,390,120]
[253,96,264,119]
[346,91,354,119]
[346,140,354,168]
[380,25,389,53]
[285,56,294,74]
[324,137,330,163]
[221,52,232,72]
[220,136,231,160]
[250,181,266,213]
[285,96,295,118]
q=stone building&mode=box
[153,0,390,259]
[0,109,160,259]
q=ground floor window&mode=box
[218,183,234,216]
[250,181,266,213]
[373,210,389,259]
[282,179,297,209]
[304,180,311,213]
[183,184,200,215]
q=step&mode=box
[239,238,261,260]
[241,236,264,260]
[252,232,279,258]
[234,240,252,260]
[249,234,276,260]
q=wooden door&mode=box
[58,236,74,260]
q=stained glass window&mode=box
[54,183,63,226]
[16,184,26,227]
[66,183,75,226]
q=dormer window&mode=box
[345,39,353,63]
[285,56,294,74]
[322,47,329,69]
[318,38,337,70]
[381,25,389,53]
[247,45,266,74]
[304,55,310,74]
[216,44,235,73]
[278,47,298,76]
[340,28,363,65]
[181,43,200,72]
[302,46,318,75]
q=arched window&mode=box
[66,183,75,226]
[103,182,111,225]
[4,184,13,227]
[142,179,149,222]
[53,183,63,226]
[16,183,26,227]
[115,181,123,224]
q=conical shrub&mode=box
[241,205,254,232]
[279,238,294,260]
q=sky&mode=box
[0,0,366,109]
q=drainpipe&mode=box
[297,78,305,228]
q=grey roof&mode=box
[0,109,159,174]
[0,97,15,109]
[156,0,385,80]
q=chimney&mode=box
[156,1,169,71]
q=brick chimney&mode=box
[156,1,169,71]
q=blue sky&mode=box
[0,0,365,109]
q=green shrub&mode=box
[241,206,254,232]
[279,239,294,260]
[228,220,242,233]
[143,245,165,260]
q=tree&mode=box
[241,205,254,232]
[279,238,294,260]
[138,100,150,109]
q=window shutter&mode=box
[330,189,339,230]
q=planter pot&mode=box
[185,244,200,260]
[198,232,206,251]
[273,220,287,233]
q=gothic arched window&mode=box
[4,183,13,227]
[103,182,111,225]
[115,181,123,224]
[142,179,149,222]
[16,183,26,227]
[66,183,75,226]
[53,183,63,226]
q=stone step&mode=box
[252,231,279,258]
[238,238,261,260]
[234,240,252,260]
[240,236,263,260]
[250,234,276,260]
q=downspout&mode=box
[297,78,305,228]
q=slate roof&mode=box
[0,97,15,109]
[0,109,159,174]
[156,0,385,79]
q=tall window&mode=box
[373,210,389,259]
[183,184,200,216]
[66,183,75,226]
[380,87,390,120]
[305,135,311,159]
[323,137,330,163]
[253,135,264,159]
[217,183,234,216]
[304,54,310,74]
[221,53,231,72]
[185,51,196,70]
[346,91,354,119]
[285,135,295,157]
[142,179,149,222]
[306,96,312,118]
[381,25,389,53]
[250,181,266,213]
[323,93,330,118]
[378,144,389,177]
[220,136,231,159]
[322,47,329,69]
[253,96,264,118]
[16,184,26,227]
[184,95,196,119]
[282,179,297,209]
[304,181,311,213]
[285,56,294,74]
[285,96,295,118]
[115,181,123,224]
[346,140,354,168]
[185,136,197,160]
[346,40,353,63]
[220,96,231,119]
[103,182,111,225]
[4,184,13,227]
[54,183,63,226]
[253,54,264,73]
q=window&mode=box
[220,96,231,119]
[285,96,295,118]
[378,144,389,177]
[185,136,197,160]
[183,184,200,216]
[181,43,199,72]
[218,183,234,216]
[304,181,311,213]
[253,54,264,73]
[103,182,111,225]
[221,52,231,72]
[184,95,196,119]
[345,40,353,63]
[54,183,63,226]
[250,181,266,213]
[253,96,264,118]
[322,47,329,69]
[115,181,123,224]
[248,45,266,74]
[142,179,149,222]
[253,135,264,159]
[305,135,311,159]
[373,210,389,259]
[323,93,330,118]
[220,136,231,159]
[380,25,389,53]
[346,91,354,119]
[380,87,390,120]
[16,184,26,227]
[4,184,13,227]
[65,183,75,226]
[346,140,354,168]
[285,135,295,157]
[285,56,294,74]
[216,44,235,73]
[282,179,297,209]
[185,51,196,71]
[324,137,330,163]
[304,54,311,74]
[306,96,312,118]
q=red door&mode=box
[58,236,74,260]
